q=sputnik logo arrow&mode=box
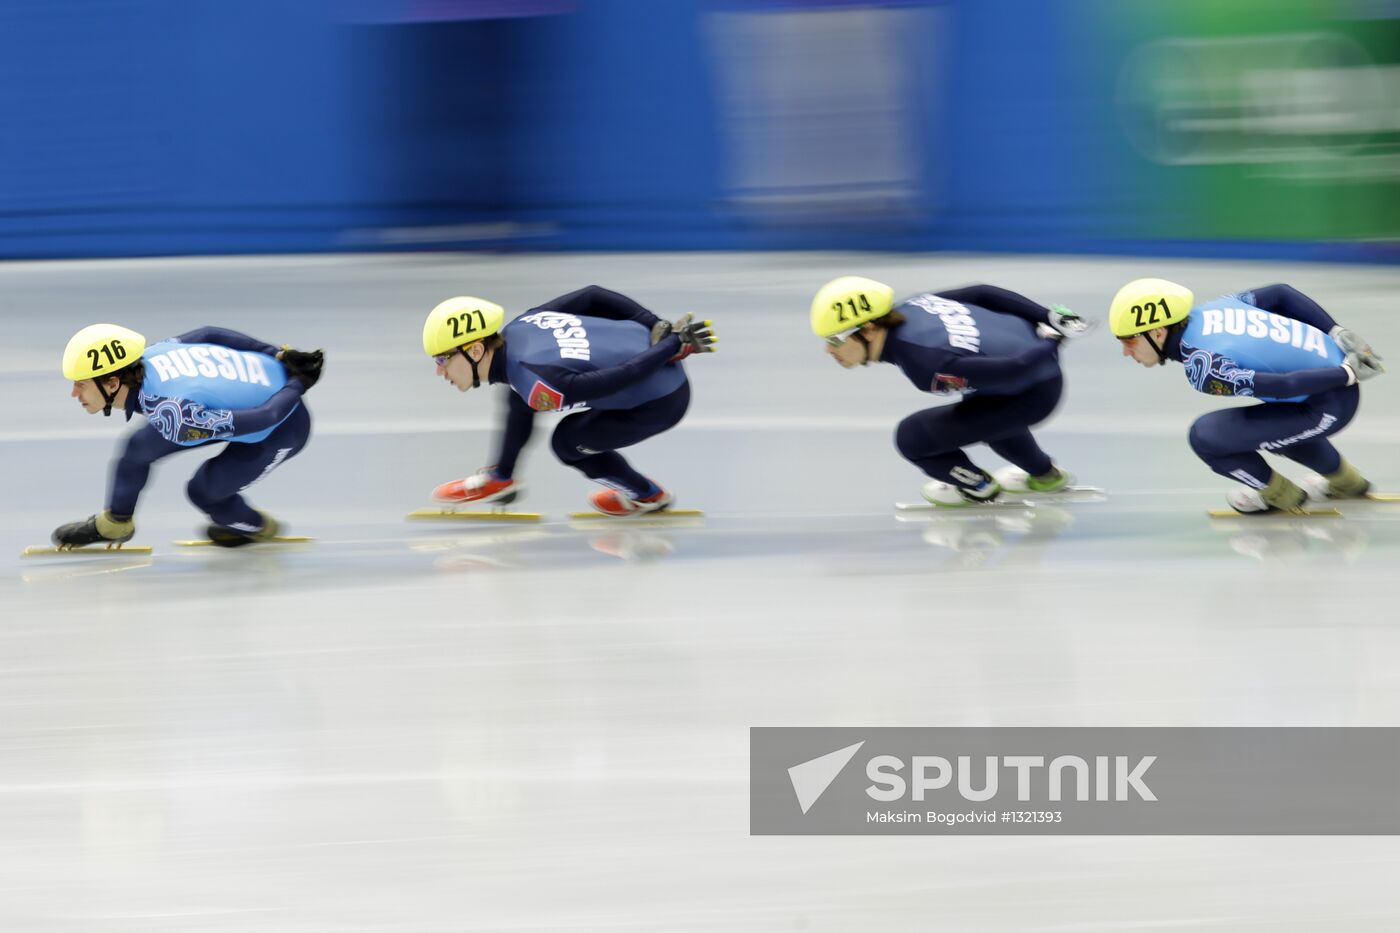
[788,741,865,814]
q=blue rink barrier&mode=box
[1,0,1394,261]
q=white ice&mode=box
[3,253,1400,931]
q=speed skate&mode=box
[173,535,316,547]
[1203,490,1400,518]
[409,481,543,522]
[1206,509,1343,519]
[21,543,154,557]
[896,484,1104,513]
[568,508,705,520]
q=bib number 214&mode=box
[834,293,873,324]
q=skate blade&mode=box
[172,535,315,547]
[407,509,543,522]
[895,500,1033,512]
[1206,509,1342,519]
[1363,492,1400,502]
[22,544,154,556]
[568,509,705,520]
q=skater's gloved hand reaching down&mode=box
[1331,327,1383,381]
[51,511,135,548]
[278,347,325,390]
[669,313,717,361]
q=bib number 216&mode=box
[86,339,128,372]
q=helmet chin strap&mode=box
[849,330,872,365]
[464,344,484,388]
[96,378,118,417]
[1142,329,1167,364]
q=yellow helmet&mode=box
[1109,278,1194,337]
[810,276,895,338]
[423,296,506,357]
[62,323,146,381]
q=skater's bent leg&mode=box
[1268,386,1358,475]
[186,406,309,528]
[894,408,990,488]
[1189,387,1356,487]
[1278,438,1342,476]
[550,384,689,497]
[987,431,1053,478]
[982,375,1062,477]
[903,375,1063,484]
[1187,411,1276,487]
[554,442,651,497]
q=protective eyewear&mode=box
[825,327,862,347]
[826,328,868,348]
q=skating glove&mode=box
[279,347,325,390]
[670,313,716,361]
[1342,351,1385,385]
[1045,305,1097,341]
[51,511,135,548]
[1331,327,1383,377]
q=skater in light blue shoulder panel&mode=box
[1109,278,1383,514]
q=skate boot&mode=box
[589,483,673,517]
[207,511,281,548]
[433,469,520,505]
[51,511,135,548]
[1226,474,1308,515]
[920,478,1001,508]
[993,464,1073,494]
[1300,459,1371,501]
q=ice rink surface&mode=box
[4,252,1400,931]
